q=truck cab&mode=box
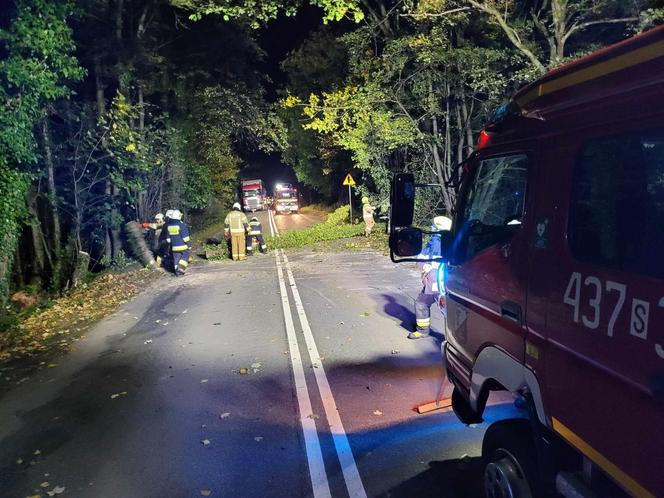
[274,183,299,215]
[390,26,664,498]
[242,179,267,212]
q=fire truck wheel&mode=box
[482,419,541,498]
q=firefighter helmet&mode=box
[165,209,174,219]
[171,209,183,221]
[433,216,452,231]
[232,202,241,210]
[155,213,164,221]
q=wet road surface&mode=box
[0,248,517,498]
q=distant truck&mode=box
[389,26,664,498]
[274,183,299,215]
[242,179,267,212]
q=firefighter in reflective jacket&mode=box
[246,217,267,254]
[224,202,249,261]
[164,209,191,276]
[410,216,452,339]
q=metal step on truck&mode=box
[389,25,664,498]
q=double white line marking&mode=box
[275,249,366,498]
[267,208,280,237]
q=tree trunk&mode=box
[115,0,124,42]
[455,101,465,165]
[551,0,568,65]
[40,119,62,256]
[104,179,112,260]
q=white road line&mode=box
[275,251,331,498]
[268,208,280,237]
[281,250,368,498]
[267,209,275,237]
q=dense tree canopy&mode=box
[0,0,661,304]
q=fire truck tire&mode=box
[482,419,542,498]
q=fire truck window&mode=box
[456,154,528,261]
[569,130,664,278]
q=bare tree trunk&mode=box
[111,184,122,257]
[104,180,112,260]
[41,119,61,256]
[459,91,474,154]
[551,0,568,64]
[455,101,465,165]
[27,199,51,276]
[115,0,124,42]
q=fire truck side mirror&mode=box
[390,173,415,230]
[389,227,423,257]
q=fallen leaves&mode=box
[47,486,65,496]
[110,391,128,399]
[200,491,211,497]
[238,368,248,375]
[219,412,231,419]
[201,439,211,447]
[254,436,263,442]
[373,410,383,416]
[0,269,162,366]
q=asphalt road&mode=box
[0,226,517,498]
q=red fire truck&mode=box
[274,183,299,215]
[390,26,664,498]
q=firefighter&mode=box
[224,202,249,261]
[164,209,191,276]
[409,216,451,339]
[246,216,267,255]
[155,210,174,268]
[362,196,375,237]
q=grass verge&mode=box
[204,206,388,259]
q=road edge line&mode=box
[281,250,368,498]
[275,251,331,498]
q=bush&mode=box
[204,240,230,260]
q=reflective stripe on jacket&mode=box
[165,220,191,252]
[248,221,262,235]
[224,210,249,234]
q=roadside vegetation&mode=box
[1,0,661,337]
[0,268,162,393]
[205,206,386,259]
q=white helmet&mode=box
[232,202,241,210]
[433,216,452,231]
[171,209,183,221]
[165,209,174,219]
[154,213,164,221]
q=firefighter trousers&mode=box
[415,290,437,334]
[246,234,267,253]
[231,233,246,261]
[173,249,190,276]
[364,216,375,236]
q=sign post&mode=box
[342,173,356,224]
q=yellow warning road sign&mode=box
[342,173,356,186]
